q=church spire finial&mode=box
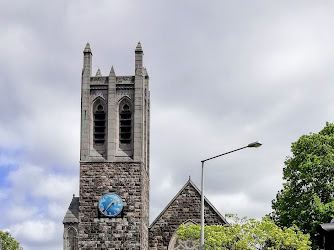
[109,66,115,76]
[95,68,102,77]
[135,41,143,52]
[84,43,91,53]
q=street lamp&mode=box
[199,141,262,250]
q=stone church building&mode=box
[62,43,227,249]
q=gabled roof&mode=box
[149,178,228,228]
[63,196,79,224]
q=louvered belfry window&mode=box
[94,105,106,143]
[120,104,132,144]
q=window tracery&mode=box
[170,239,197,250]
[168,221,197,250]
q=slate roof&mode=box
[63,196,79,224]
[149,178,228,228]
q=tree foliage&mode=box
[0,231,23,250]
[176,214,311,249]
[271,123,334,247]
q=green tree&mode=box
[271,122,334,248]
[176,214,311,249]
[0,231,23,250]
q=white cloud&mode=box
[5,204,38,223]
[48,201,68,220]
[11,220,57,242]
[10,219,62,250]
[2,163,74,249]
[7,164,78,202]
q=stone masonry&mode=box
[149,180,227,249]
[79,162,149,249]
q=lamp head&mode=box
[247,141,262,148]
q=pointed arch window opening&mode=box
[94,104,106,144]
[168,221,197,250]
[66,227,78,250]
[119,103,132,144]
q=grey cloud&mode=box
[2,1,334,249]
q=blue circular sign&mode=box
[98,193,123,217]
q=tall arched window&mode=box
[94,104,106,144]
[119,103,132,144]
[66,227,78,250]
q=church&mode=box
[62,43,227,249]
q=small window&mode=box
[119,104,132,144]
[94,105,106,144]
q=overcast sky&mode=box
[1,1,334,249]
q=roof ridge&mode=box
[149,179,227,228]
[188,180,228,225]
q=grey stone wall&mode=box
[78,162,149,249]
[148,182,226,249]
[141,164,150,249]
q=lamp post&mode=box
[199,141,262,250]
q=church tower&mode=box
[78,42,150,249]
